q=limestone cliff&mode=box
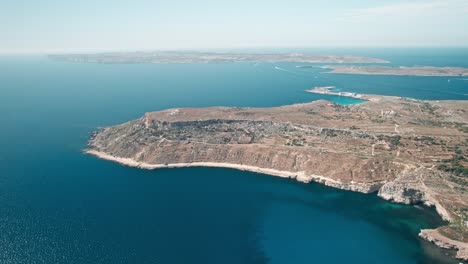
[87,95,468,260]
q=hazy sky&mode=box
[1,0,468,53]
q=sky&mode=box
[1,0,468,53]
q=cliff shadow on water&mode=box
[111,164,460,264]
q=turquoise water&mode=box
[1,50,467,263]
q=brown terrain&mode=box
[86,94,468,260]
[325,65,468,76]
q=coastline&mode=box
[323,65,468,77]
[420,229,468,261]
[85,149,383,193]
[85,148,468,261]
[305,86,373,101]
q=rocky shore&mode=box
[86,149,384,193]
[86,95,468,260]
[420,229,468,260]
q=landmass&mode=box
[86,94,468,260]
[306,86,367,100]
[325,65,468,77]
[48,51,389,64]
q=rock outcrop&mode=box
[420,229,468,261]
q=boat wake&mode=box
[274,66,290,72]
[274,66,312,78]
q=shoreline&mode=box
[420,229,468,261]
[305,86,373,101]
[323,65,468,77]
[85,149,383,194]
[85,148,468,261]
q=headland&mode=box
[306,86,370,100]
[86,94,468,260]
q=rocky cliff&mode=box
[87,95,468,260]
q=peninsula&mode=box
[86,95,468,260]
[325,65,468,77]
[49,51,389,64]
[306,86,367,100]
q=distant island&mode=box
[48,51,389,64]
[49,52,468,77]
[324,65,468,76]
[86,93,468,260]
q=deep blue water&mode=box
[1,49,467,263]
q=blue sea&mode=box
[1,48,467,263]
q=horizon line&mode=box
[2,45,468,55]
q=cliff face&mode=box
[87,96,468,260]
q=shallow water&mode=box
[1,50,467,263]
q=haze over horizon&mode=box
[2,0,468,54]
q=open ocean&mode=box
[1,48,467,263]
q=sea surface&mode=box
[1,48,467,263]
